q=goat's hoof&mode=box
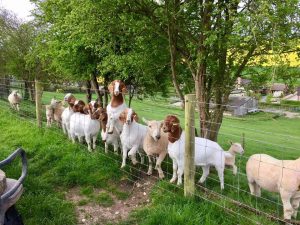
[158,174,165,179]
[121,164,126,168]
[170,178,176,183]
[147,171,152,176]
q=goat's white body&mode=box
[61,107,74,138]
[120,121,147,168]
[246,154,300,219]
[168,131,229,189]
[69,112,100,151]
[101,128,120,154]
[106,102,127,132]
[8,91,22,111]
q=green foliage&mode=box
[281,99,300,106]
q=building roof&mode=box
[228,96,252,107]
[270,83,287,91]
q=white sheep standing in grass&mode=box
[246,154,300,220]
[224,142,244,175]
[8,90,22,111]
[142,118,168,179]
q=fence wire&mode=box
[1,78,300,224]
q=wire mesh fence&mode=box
[0,78,300,224]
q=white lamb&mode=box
[119,108,147,168]
[8,90,22,111]
[246,154,300,220]
[69,100,100,152]
[45,98,65,127]
[142,118,168,179]
[163,115,231,189]
[224,142,244,175]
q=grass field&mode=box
[0,91,300,224]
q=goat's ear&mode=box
[171,123,179,133]
[120,82,127,94]
[119,112,126,123]
[108,82,114,94]
[132,112,138,122]
[142,117,148,125]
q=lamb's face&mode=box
[13,90,19,97]
[144,119,163,142]
[50,98,62,108]
[230,143,244,154]
[108,80,126,96]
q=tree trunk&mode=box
[91,72,103,107]
[128,85,134,107]
[85,80,92,103]
[24,80,30,100]
[167,0,184,106]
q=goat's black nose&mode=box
[156,135,161,140]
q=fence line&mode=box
[1,78,300,224]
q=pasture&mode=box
[0,90,300,224]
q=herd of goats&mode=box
[7,80,300,220]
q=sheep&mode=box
[48,98,65,127]
[69,100,101,151]
[224,142,244,175]
[142,118,168,179]
[99,108,120,154]
[8,90,22,111]
[119,108,147,168]
[162,115,231,189]
[246,154,300,220]
[45,105,54,127]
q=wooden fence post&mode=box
[35,79,43,128]
[184,94,196,197]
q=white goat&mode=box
[119,108,147,168]
[142,118,168,179]
[246,154,300,220]
[224,142,244,175]
[69,100,100,152]
[61,93,76,138]
[8,90,22,111]
[163,115,231,189]
[99,108,120,154]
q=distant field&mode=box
[0,91,300,224]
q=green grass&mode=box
[95,192,114,207]
[1,91,300,224]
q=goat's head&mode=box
[119,108,138,125]
[50,98,62,108]
[228,142,244,154]
[143,118,163,142]
[11,90,19,97]
[73,100,87,113]
[162,115,180,133]
[108,80,127,96]
[64,93,76,106]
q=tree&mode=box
[129,0,300,140]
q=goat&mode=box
[224,142,244,175]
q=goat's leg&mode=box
[138,150,145,165]
[78,136,84,143]
[62,124,67,134]
[113,142,119,154]
[92,135,97,150]
[104,142,108,154]
[128,146,139,165]
[70,133,76,144]
[147,155,153,176]
[280,189,294,220]
[254,183,261,197]
[170,160,178,184]
[85,134,92,152]
[216,166,225,190]
[156,152,167,179]
[16,104,19,111]
[177,162,184,186]
[199,166,210,184]
[121,147,128,168]
[232,165,238,176]
[291,197,300,219]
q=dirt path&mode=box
[66,176,156,225]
